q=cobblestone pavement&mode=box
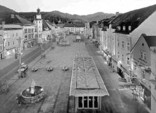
[0,35,90,113]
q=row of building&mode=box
[88,4,156,113]
[0,8,53,59]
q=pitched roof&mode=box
[63,23,75,27]
[70,56,109,96]
[42,20,51,31]
[64,22,85,27]
[111,4,156,31]
[2,14,33,26]
[130,11,156,47]
[74,22,85,27]
[131,34,156,52]
[0,24,22,30]
[144,35,156,47]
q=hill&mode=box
[44,11,114,22]
[0,5,114,24]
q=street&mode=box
[0,34,148,113]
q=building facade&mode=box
[0,24,23,59]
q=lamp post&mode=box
[17,36,22,76]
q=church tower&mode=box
[34,8,43,43]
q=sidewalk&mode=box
[97,51,149,113]
[0,46,38,70]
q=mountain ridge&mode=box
[0,5,114,23]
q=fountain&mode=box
[17,80,46,104]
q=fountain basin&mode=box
[20,86,46,104]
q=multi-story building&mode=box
[0,24,23,59]
[150,48,156,113]
[100,4,156,79]
[3,14,36,50]
[99,4,156,113]
[64,22,85,34]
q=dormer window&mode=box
[128,26,131,31]
[117,26,121,31]
[123,26,126,31]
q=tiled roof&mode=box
[70,56,109,97]
[130,10,156,47]
[131,34,156,52]
[144,35,156,47]
[2,14,33,26]
[111,4,156,31]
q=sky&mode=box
[0,0,156,15]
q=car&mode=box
[18,63,28,73]
[46,66,54,72]
[31,67,38,72]
[62,66,69,71]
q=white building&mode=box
[0,24,23,58]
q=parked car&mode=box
[18,63,28,73]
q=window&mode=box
[89,97,93,108]
[123,26,126,31]
[127,43,130,51]
[78,97,83,108]
[143,53,146,60]
[122,54,124,62]
[118,41,119,47]
[25,29,27,33]
[122,41,124,48]
[117,26,121,30]
[128,26,131,31]
[141,51,147,60]
[84,96,88,108]
[141,51,144,59]
[127,57,130,65]
[78,96,99,109]
[94,97,98,108]
[118,52,120,58]
[8,42,10,46]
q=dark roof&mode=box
[2,14,33,26]
[144,35,156,47]
[74,22,85,27]
[63,23,74,27]
[64,22,85,27]
[42,20,51,31]
[111,4,156,31]
[131,34,156,52]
